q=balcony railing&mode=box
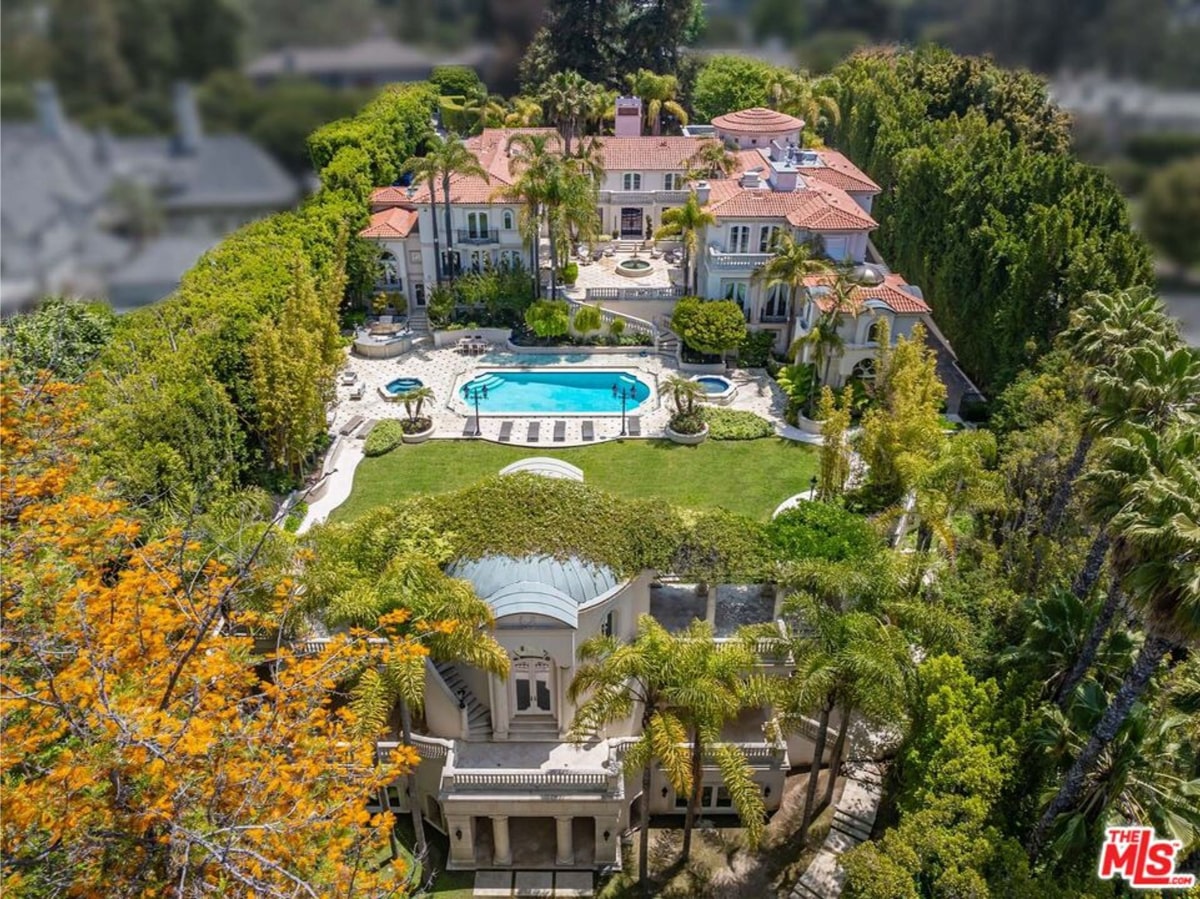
[706,247,773,270]
[445,769,619,793]
[456,228,500,245]
[600,189,692,205]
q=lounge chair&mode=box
[339,370,358,386]
[497,421,514,443]
[553,420,566,442]
[462,416,479,437]
[581,420,595,441]
[349,383,365,400]
[339,415,364,436]
[627,416,642,437]
[526,421,540,443]
[356,420,376,439]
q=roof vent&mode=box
[739,169,764,189]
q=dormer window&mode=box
[623,173,642,190]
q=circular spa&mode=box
[353,323,413,359]
[615,258,653,278]
[379,376,425,401]
[691,374,737,405]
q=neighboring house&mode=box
[245,34,493,89]
[1050,74,1200,150]
[1,82,299,312]
[361,103,931,366]
[369,545,848,871]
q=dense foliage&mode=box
[767,502,882,563]
[670,297,748,356]
[829,47,1153,391]
[0,299,117,383]
[363,420,405,457]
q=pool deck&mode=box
[330,341,799,447]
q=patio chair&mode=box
[627,416,641,437]
[349,383,365,400]
[581,420,595,442]
[553,420,566,442]
[592,249,605,262]
[526,421,540,443]
[339,415,364,437]
[462,416,479,437]
[497,421,514,443]
[339,370,358,386]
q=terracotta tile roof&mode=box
[798,150,880,194]
[712,106,803,134]
[360,206,418,239]
[704,179,877,230]
[804,272,930,315]
[594,136,701,170]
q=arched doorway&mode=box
[620,207,643,238]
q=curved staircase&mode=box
[433,661,492,740]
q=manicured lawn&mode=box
[333,438,818,522]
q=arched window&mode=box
[380,252,400,286]
[852,359,876,381]
[867,319,885,344]
[502,209,514,230]
[622,172,642,190]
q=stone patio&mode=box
[473,870,595,898]
[563,250,683,297]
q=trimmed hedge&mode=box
[363,421,405,457]
[702,408,774,440]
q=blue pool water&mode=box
[384,377,424,396]
[460,369,651,414]
[695,376,733,394]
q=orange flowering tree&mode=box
[1,373,419,897]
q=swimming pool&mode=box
[458,369,652,414]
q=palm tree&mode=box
[1042,287,1180,536]
[1051,343,1199,706]
[424,133,489,280]
[907,429,1006,557]
[670,622,769,862]
[626,69,689,136]
[687,139,736,180]
[1029,422,1200,860]
[539,70,600,154]
[307,525,509,860]
[399,386,434,427]
[752,595,910,845]
[766,71,842,142]
[654,192,715,294]
[664,375,706,419]
[568,615,696,889]
[755,238,834,413]
[401,142,445,285]
[503,96,543,127]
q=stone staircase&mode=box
[656,328,680,357]
[433,661,492,740]
[407,308,430,334]
[506,714,562,742]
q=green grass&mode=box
[334,438,818,523]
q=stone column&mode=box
[704,585,716,626]
[493,673,509,740]
[555,816,574,865]
[447,815,475,866]
[557,663,573,737]
[594,816,620,864]
[491,815,512,866]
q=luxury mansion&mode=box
[360,100,935,386]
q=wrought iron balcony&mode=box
[456,228,499,245]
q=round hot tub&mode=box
[379,376,425,401]
[616,258,653,278]
[691,374,737,405]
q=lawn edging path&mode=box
[331,438,818,523]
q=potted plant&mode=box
[399,386,436,443]
[663,375,708,445]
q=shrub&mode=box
[363,420,404,457]
[766,502,882,563]
[701,408,774,440]
[959,397,990,424]
[560,262,579,285]
[573,303,602,336]
[524,299,570,339]
[670,297,747,356]
[283,501,308,533]
[668,410,706,435]
[608,318,625,338]
[737,329,776,368]
[430,65,483,98]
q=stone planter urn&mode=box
[795,413,825,435]
[400,420,435,444]
[666,423,709,445]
